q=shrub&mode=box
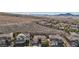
[41,40,49,47]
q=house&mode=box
[77,24,79,29]
[33,35,46,41]
[0,33,13,47]
[68,32,79,47]
[32,35,47,46]
[71,25,78,30]
[69,32,79,41]
[49,34,64,47]
[14,33,30,47]
[37,20,47,26]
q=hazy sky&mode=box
[10,12,79,15]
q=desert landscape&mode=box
[0,12,79,47]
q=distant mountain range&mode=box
[55,13,79,16]
[28,13,79,16]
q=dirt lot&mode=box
[0,15,36,25]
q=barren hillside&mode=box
[0,12,46,26]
